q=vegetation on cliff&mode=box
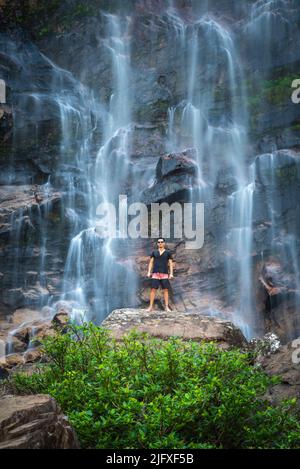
[0,0,134,37]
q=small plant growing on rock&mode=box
[249,332,281,359]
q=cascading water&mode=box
[166,8,248,185]
[243,0,293,71]
[226,175,256,339]
[1,25,138,326]
[164,5,255,337]
[62,13,138,322]
[254,150,300,340]
[0,34,98,316]
[1,0,300,346]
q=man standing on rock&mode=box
[146,238,174,312]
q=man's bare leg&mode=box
[146,288,157,311]
[163,289,171,312]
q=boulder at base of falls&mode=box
[256,341,300,409]
[0,394,79,449]
[102,308,247,349]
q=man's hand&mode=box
[147,272,152,278]
[169,274,174,279]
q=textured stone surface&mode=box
[102,308,247,349]
[0,394,79,449]
[257,341,300,408]
[140,148,199,204]
[0,307,70,379]
[156,149,198,180]
[255,257,300,343]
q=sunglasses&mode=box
[157,241,165,244]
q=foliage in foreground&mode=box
[10,323,300,449]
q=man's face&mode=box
[157,239,165,248]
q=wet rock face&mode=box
[0,0,299,342]
[0,186,71,310]
[252,149,300,234]
[0,36,63,181]
[0,34,91,312]
[0,305,72,380]
[256,340,300,408]
[0,394,80,449]
[254,150,299,190]
[250,150,300,341]
[256,258,300,343]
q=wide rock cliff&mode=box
[0,0,300,345]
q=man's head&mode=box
[157,237,165,247]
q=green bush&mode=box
[10,323,300,449]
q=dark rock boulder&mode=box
[141,148,198,204]
[141,173,196,204]
[0,394,79,449]
[156,148,197,180]
[52,311,70,332]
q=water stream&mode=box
[1,1,300,343]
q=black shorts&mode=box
[150,278,170,290]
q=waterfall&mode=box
[62,14,138,322]
[165,9,248,184]
[1,1,300,341]
[164,6,254,336]
[243,0,295,71]
[0,27,137,323]
[254,150,300,340]
[226,177,256,339]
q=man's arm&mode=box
[169,259,174,278]
[147,257,154,277]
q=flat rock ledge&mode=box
[0,394,79,449]
[102,309,247,349]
